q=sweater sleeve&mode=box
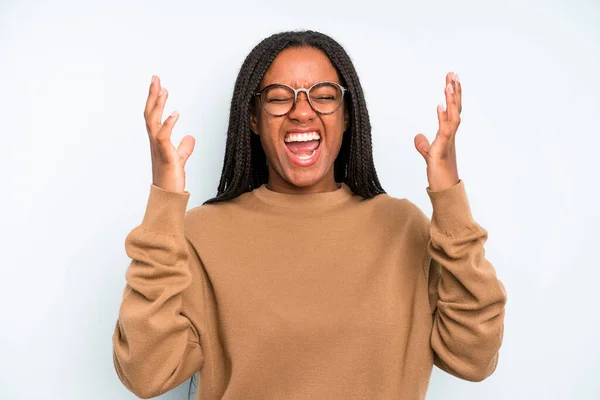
[423,180,507,382]
[112,184,206,399]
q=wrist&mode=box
[426,167,459,191]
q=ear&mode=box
[250,109,259,136]
[343,107,349,133]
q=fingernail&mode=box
[151,75,156,85]
[454,73,460,83]
[170,110,179,117]
[159,87,166,96]
[439,103,446,111]
[447,83,454,94]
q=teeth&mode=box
[284,131,321,143]
[296,149,317,160]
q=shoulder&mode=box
[183,191,255,237]
[364,192,430,240]
[366,192,429,223]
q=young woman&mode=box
[112,30,507,400]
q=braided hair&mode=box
[203,30,385,204]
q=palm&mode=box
[144,75,196,193]
[425,133,454,162]
[413,72,462,191]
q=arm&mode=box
[423,180,507,382]
[112,184,205,399]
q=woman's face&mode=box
[250,47,349,194]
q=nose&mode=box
[287,90,316,123]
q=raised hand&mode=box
[144,75,196,193]
[414,72,462,191]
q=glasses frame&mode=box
[255,81,348,117]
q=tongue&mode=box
[286,140,320,156]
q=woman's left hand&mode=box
[414,72,462,191]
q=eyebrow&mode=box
[258,80,342,90]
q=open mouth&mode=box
[283,131,322,166]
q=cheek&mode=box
[257,115,284,153]
[323,114,346,143]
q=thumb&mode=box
[177,135,196,165]
[414,133,430,161]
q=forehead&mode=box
[261,47,340,88]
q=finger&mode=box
[436,102,453,142]
[452,72,462,114]
[414,133,431,160]
[155,110,179,160]
[444,82,460,134]
[177,135,196,165]
[144,75,160,120]
[148,87,169,138]
[437,102,448,124]
[445,71,454,88]
[445,72,461,113]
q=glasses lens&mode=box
[261,85,295,116]
[309,82,343,114]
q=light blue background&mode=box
[1,0,598,398]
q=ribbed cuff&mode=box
[426,179,475,236]
[140,184,190,235]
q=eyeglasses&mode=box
[255,81,348,117]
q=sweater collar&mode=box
[252,182,354,209]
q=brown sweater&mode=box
[112,180,507,399]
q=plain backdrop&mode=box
[0,0,598,399]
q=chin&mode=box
[284,170,326,188]
[268,144,337,191]
[273,160,334,191]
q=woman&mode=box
[112,30,507,399]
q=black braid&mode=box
[204,30,385,204]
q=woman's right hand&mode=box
[145,75,195,193]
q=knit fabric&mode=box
[113,180,507,399]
